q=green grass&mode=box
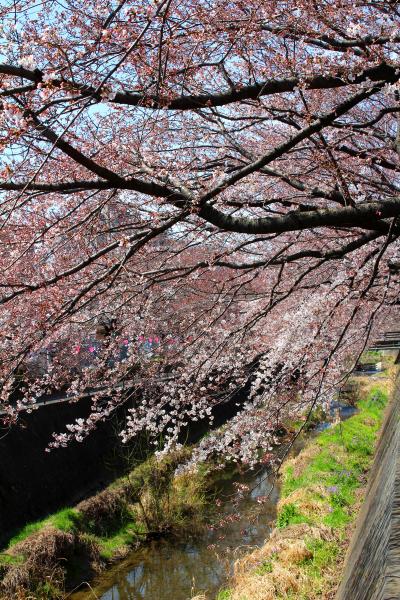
[0,445,214,600]
[31,581,64,600]
[282,537,342,599]
[70,503,147,561]
[302,538,340,576]
[271,381,389,596]
[7,521,45,547]
[0,553,23,566]
[279,385,389,530]
[7,507,80,548]
[51,507,80,531]
[358,350,384,364]
[96,521,147,560]
[276,502,309,528]
[216,589,232,600]
[2,444,212,599]
[254,560,273,575]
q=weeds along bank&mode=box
[0,448,213,600]
[0,407,287,600]
[215,370,396,600]
[0,363,395,600]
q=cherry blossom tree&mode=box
[0,0,399,463]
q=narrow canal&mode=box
[71,403,356,600]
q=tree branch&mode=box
[1,61,398,110]
[199,197,400,235]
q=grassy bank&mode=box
[0,448,212,599]
[2,360,395,600]
[220,370,395,600]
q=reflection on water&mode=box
[71,404,357,600]
[315,403,358,432]
[98,540,230,600]
[71,467,280,600]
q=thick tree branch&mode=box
[1,62,398,110]
[199,197,400,235]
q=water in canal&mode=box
[71,404,357,600]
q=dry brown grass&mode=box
[77,487,128,535]
[189,526,329,600]
[278,485,330,519]
[353,365,396,399]
[0,525,100,599]
[271,523,333,543]
[234,524,332,573]
[232,560,305,600]
[231,574,277,600]
[230,523,335,600]
[284,444,319,478]
[1,526,73,597]
[279,539,313,564]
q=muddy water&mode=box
[71,405,357,600]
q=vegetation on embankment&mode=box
[0,448,213,600]
[220,371,395,600]
[2,360,395,600]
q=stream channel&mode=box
[71,403,356,600]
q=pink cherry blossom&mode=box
[0,0,398,465]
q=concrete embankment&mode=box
[336,377,400,600]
